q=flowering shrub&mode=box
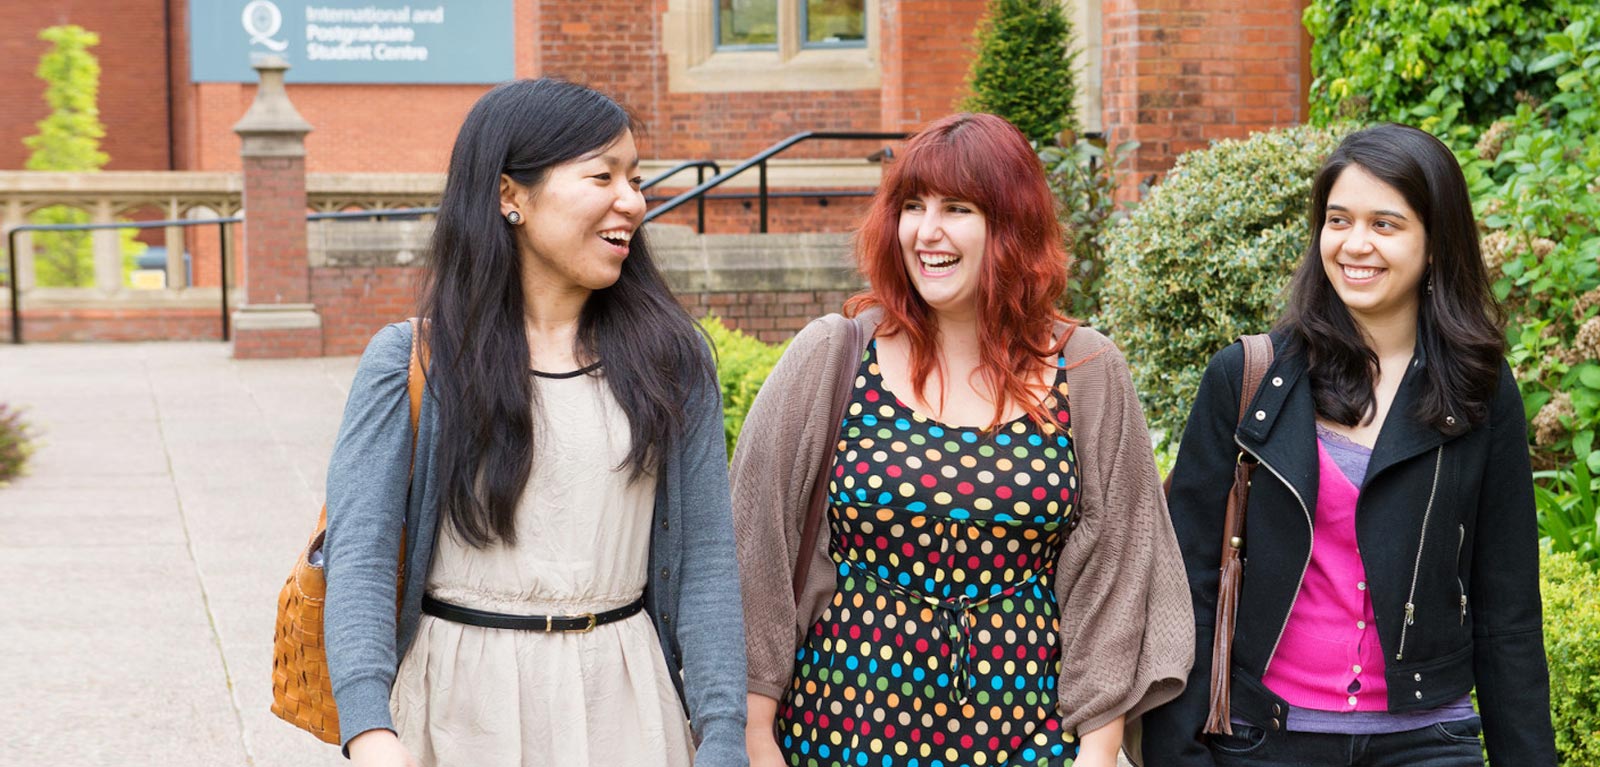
[0,403,34,484]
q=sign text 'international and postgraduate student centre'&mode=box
[190,1,515,83]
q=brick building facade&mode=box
[0,0,1311,350]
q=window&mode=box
[717,0,778,49]
[715,0,866,50]
[666,0,879,93]
[802,0,866,47]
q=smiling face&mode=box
[897,192,988,320]
[1319,163,1429,332]
[503,129,645,295]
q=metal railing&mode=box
[640,160,720,233]
[6,216,239,344]
[644,131,908,232]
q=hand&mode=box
[746,729,786,767]
[348,728,418,767]
[1069,748,1121,767]
[746,693,786,767]
[1072,714,1125,767]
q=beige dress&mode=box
[390,369,694,767]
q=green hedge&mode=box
[1543,548,1600,765]
[1097,124,1352,443]
[700,316,788,456]
[1304,0,1585,139]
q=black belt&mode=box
[421,594,644,633]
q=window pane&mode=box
[805,0,866,45]
[718,0,778,48]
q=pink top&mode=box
[1261,439,1388,712]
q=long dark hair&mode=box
[421,78,713,547]
[1279,123,1504,435]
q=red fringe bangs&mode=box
[846,113,1072,432]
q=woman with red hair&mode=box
[731,112,1194,767]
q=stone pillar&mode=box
[231,55,321,358]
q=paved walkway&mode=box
[0,341,356,766]
[0,340,1140,767]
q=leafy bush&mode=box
[1096,124,1352,442]
[1534,460,1600,569]
[0,403,35,485]
[1040,138,1138,321]
[1455,17,1600,473]
[1304,0,1585,140]
[699,315,788,456]
[1541,548,1600,765]
[962,0,1078,144]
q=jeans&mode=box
[1207,717,1484,767]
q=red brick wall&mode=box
[1102,0,1309,198]
[680,289,857,344]
[881,0,987,132]
[313,266,424,356]
[0,307,222,342]
[0,0,172,170]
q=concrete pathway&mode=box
[0,341,356,767]
[0,340,1140,767]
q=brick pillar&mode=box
[880,0,988,132]
[1101,0,1309,201]
[230,55,321,359]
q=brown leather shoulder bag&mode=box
[1203,333,1275,735]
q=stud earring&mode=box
[505,210,523,225]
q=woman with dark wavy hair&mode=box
[1143,123,1556,766]
[732,112,1194,767]
[322,78,747,767]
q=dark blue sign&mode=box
[190,1,514,83]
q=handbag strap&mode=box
[396,319,428,599]
[1235,334,1274,426]
[793,317,865,603]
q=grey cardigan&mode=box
[323,321,748,766]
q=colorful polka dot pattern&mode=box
[777,341,1081,767]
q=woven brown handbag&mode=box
[270,319,426,744]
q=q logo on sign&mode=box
[242,0,289,52]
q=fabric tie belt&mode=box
[834,549,1053,704]
[421,594,644,633]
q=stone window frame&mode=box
[663,0,881,93]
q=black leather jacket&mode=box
[1141,335,1555,765]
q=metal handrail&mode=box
[5,216,240,344]
[641,160,721,233]
[644,131,908,232]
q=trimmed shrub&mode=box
[962,0,1078,144]
[1096,124,1353,443]
[699,316,788,456]
[0,403,35,485]
[1542,548,1600,765]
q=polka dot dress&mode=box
[776,340,1081,767]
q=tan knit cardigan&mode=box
[731,310,1195,743]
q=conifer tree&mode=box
[962,0,1080,145]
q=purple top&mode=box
[1237,425,1475,734]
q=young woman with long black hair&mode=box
[322,79,747,767]
[1143,123,1556,766]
